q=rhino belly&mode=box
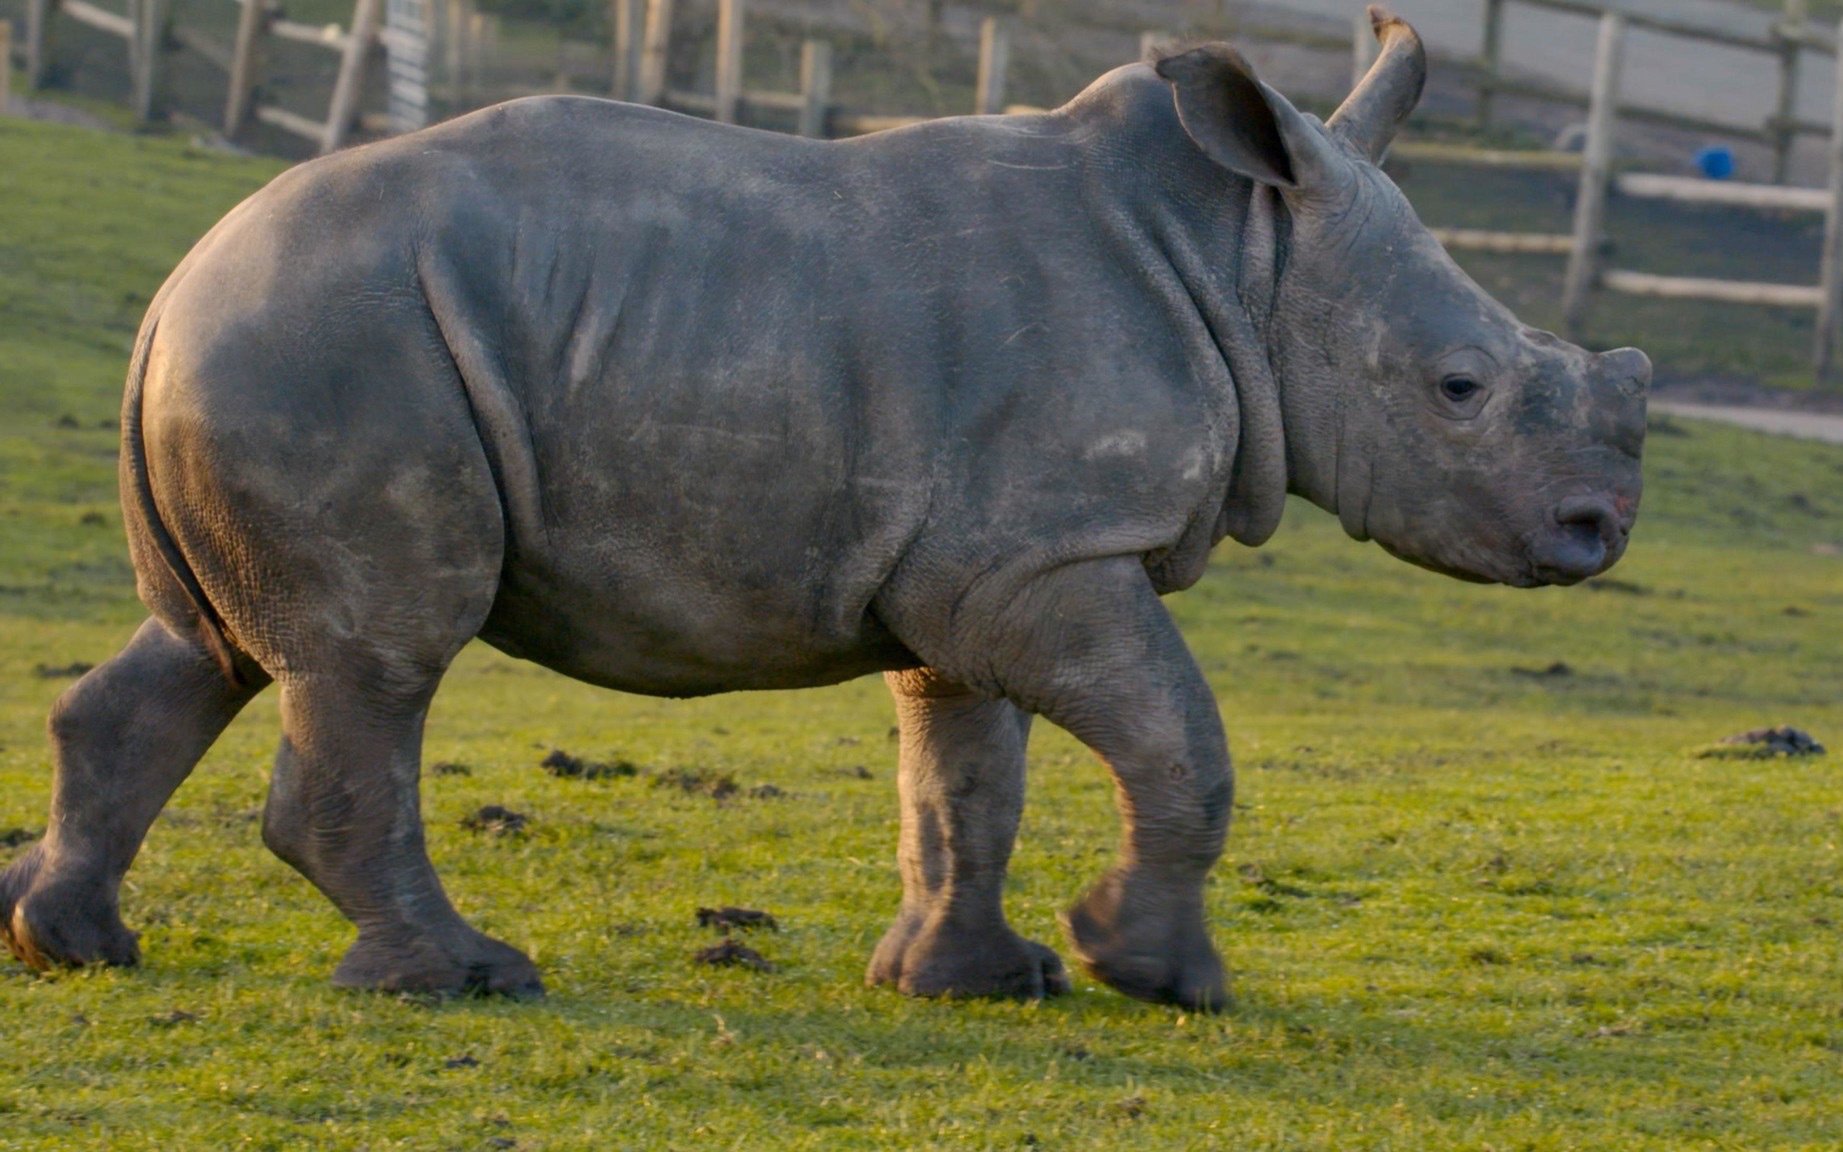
[474,418,929,696]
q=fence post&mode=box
[26,0,55,89]
[635,0,672,106]
[974,16,1007,114]
[129,0,165,123]
[713,0,741,123]
[1477,0,1504,129]
[1562,13,1625,341]
[224,0,265,134]
[609,0,640,100]
[1351,9,1377,92]
[797,38,830,138]
[1813,16,1843,382]
[1772,0,1807,184]
[322,0,383,153]
[0,22,10,117]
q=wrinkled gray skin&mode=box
[1,11,1646,1010]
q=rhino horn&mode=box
[1328,5,1426,162]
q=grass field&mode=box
[3,115,1843,1151]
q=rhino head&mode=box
[1158,7,1647,587]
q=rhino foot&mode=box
[1062,871,1227,1012]
[332,928,545,999]
[0,845,141,971]
[866,912,1070,1001]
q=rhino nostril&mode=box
[1555,495,1619,542]
[1532,496,1623,584]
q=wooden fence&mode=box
[17,0,390,150]
[1396,9,1843,379]
[1476,0,1832,185]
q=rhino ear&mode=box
[1154,43,1344,192]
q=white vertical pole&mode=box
[974,16,1007,114]
[635,0,672,106]
[797,38,830,138]
[385,0,430,133]
[1812,16,1843,381]
[1563,14,1625,341]
[713,0,741,123]
[610,0,640,100]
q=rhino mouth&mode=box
[1377,541,1509,587]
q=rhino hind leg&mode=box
[865,669,1069,1001]
[261,670,542,999]
[908,557,1233,1011]
[1,617,267,970]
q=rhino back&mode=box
[148,84,1246,696]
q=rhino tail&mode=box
[119,309,246,686]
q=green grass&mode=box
[4,115,1843,1151]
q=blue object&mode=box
[1696,145,1736,180]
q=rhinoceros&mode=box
[0,8,1646,1010]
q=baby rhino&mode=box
[2,9,1645,1009]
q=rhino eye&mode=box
[1440,376,1481,403]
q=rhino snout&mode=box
[1530,495,1627,585]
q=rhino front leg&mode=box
[866,669,1069,1001]
[933,556,1232,1011]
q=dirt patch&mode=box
[695,938,776,972]
[460,806,529,835]
[429,761,472,777]
[0,828,42,848]
[540,748,638,780]
[1696,726,1827,759]
[696,906,779,932]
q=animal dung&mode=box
[696,906,778,933]
[695,939,776,972]
[1512,661,1574,679]
[461,806,529,835]
[539,748,638,780]
[651,767,739,798]
[1698,726,1827,759]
